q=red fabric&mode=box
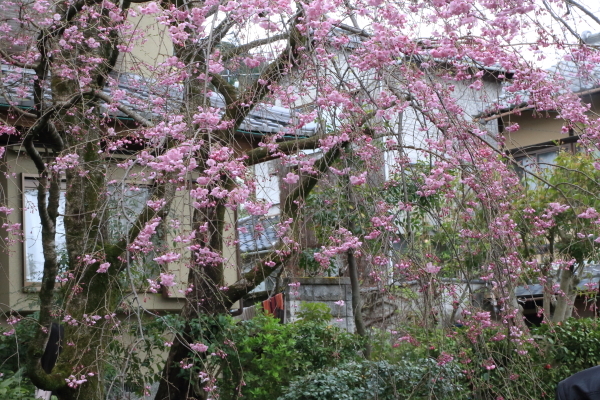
[263,299,272,314]
[263,293,284,319]
[275,293,284,310]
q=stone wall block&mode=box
[283,277,354,332]
[313,285,344,301]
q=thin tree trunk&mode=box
[553,267,575,323]
[542,277,554,323]
[348,249,368,339]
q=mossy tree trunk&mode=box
[25,2,128,399]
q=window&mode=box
[22,176,156,287]
[22,177,66,285]
[106,183,161,287]
[106,183,151,244]
[512,143,574,186]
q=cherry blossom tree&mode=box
[1,0,600,398]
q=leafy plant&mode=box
[0,315,37,399]
[0,369,37,400]
[279,359,466,400]
[216,310,363,399]
[533,318,600,377]
[296,302,334,323]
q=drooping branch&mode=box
[221,34,289,62]
[94,90,155,128]
[0,48,39,69]
[225,144,344,305]
[106,176,175,265]
[243,135,322,166]
[566,0,600,27]
[543,0,581,41]
[283,144,343,216]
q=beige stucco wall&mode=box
[502,93,600,150]
[502,111,565,150]
[119,9,173,75]
[0,149,39,312]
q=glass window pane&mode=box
[537,151,558,170]
[24,188,66,283]
[107,184,151,242]
[107,184,160,287]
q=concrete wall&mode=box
[284,277,355,332]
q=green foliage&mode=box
[298,249,330,276]
[0,317,38,399]
[518,151,600,263]
[297,302,334,323]
[103,313,184,398]
[216,309,363,400]
[279,359,466,400]
[533,318,600,378]
[0,369,37,400]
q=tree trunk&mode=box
[542,277,554,323]
[553,267,576,323]
[348,249,370,356]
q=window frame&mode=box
[21,174,157,290]
[510,139,578,181]
[21,174,67,288]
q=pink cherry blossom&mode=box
[190,343,209,352]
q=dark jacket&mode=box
[556,365,600,400]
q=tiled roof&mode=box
[0,65,317,137]
[238,215,280,254]
[494,60,600,111]
[515,264,600,297]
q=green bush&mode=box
[0,315,37,399]
[533,318,600,380]
[0,369,37,400]
[217,305,363,400]
[279,359,466,400]
[296,301,334,323]
[173,308,600,400]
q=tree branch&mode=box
[225,17,306,131]
[94,90,154,128]
[243,135,321,166]
[209,73,238,105]
[210,17,238,49]
[566,0,600,27]
[334,22,371,38]
[25,168,65,392]
[106,176,175,265]
[221,34,289,62]
[543,0,581,41]
[0,48,39,69]
[225,144,344,305]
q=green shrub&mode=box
[533,318,600,371]
[0,369,37,400]
[279,359,466,400]
[217,306,363,400]
[0,315,37,399]
[297,302,334,323]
